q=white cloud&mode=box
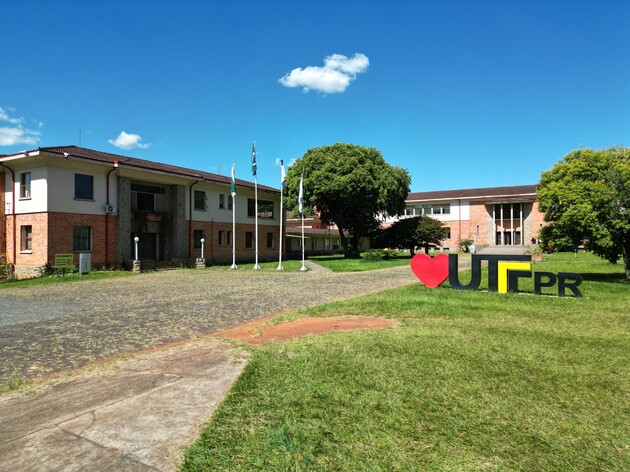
[108,131,150,150]
[0,127,41,146]
[0,107,42,146]
[279,53,370,94]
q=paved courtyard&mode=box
[0,266,417,383]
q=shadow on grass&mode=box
[579,272,629,284]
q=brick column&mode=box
[116,176,132,264]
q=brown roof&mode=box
[7,146,278,193]
[407,184,537,202]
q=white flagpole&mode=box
[254,175,260,269]
[299,174,307,272]
[252,142,260,270]
[277,160,285,271]
[230,163,237,270]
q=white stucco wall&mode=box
[47,165,117,215]
[10,166,48,214]
[188,183,280,226]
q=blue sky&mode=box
[1,0,628,191]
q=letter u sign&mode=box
[410,254,583,298]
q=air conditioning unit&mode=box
[104,204,115,213]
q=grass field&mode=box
[309,253,412,272]
[182,253,629,471]
[0,270,133,289]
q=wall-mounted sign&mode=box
[411,254,583,298]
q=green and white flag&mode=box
[231,163,236,197]
[251,142,257,177]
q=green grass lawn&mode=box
[0,270,133,289]
[211,259,305,271]
[182,253,629,471]
[309,253,412,272]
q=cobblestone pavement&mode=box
[0,266,417,382]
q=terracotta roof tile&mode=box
[36,146,278,193]
[407,184,537,202]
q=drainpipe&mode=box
[0,162,16,265]
[458,198,462,243]
[105,160,119,266]
[188,181,199,258]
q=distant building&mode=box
[388,184,545,250]
[285,184,545,255]
[1,146,280,278]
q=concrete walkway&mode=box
[0,338,247,471]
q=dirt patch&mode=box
[216,316,398,344]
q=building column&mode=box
[116,176,131,264]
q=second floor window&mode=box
[20,172,31,198]
[219,194,225,209]
[248,198,274,219]
[194,190,206,210]
[131,182,166,212]
[75,174,94,200]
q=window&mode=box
[131,182,166,212]
[73,226,92,251]
[444,227,451,239]
[21,225,32,251]
[74,174,94,200]
[20,172,31,199]
[193,230,204,249]
[218,231,232,246]
[432,204,450,215]
[247,198,255,217]
[419,204,450,215]
[219,194,225,209]
[245,231,254,249]
[247,198,274,218]
[228,195,233,210]
[267,232,275,249]
[194,190,207,210]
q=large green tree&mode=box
[537,146,630,279]
[285,143,411,258]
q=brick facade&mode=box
[189,221,281,264]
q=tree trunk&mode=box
[338,228,349,257]
[624,242,630,280]
[409,246,415,257]
[347,235,361,258]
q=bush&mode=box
[459,239,474,253]
[362,249,387,261]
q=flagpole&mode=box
[252,142,260,270]
[277,160,285,271]
[230,163,237,270]
[254,176,260,269]
[299,174,307,272]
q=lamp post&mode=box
[133,236,141,273]
[200,238,205,259]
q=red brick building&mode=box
[393,184,545,250]
[1,146,281,278]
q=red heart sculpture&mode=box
[410,253,449,288]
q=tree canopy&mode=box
[284,143,411,257]
[375,216,446,255]
[537,146,630,279]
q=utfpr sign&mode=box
[411,254,583,298]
